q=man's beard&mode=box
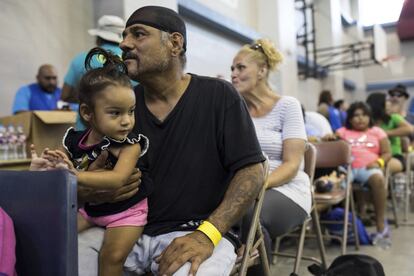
[129,56,170,81]
[40,84,56,93]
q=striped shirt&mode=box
[252,96,311,214]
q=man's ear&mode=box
[170,32,185,57]
[79,103,93,122]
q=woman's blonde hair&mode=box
[240,38,283,72]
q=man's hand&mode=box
[156,231,214,276]
[77,151,141,204]
[111,168,141,202]
[88,150,109,171]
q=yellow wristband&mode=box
[377,158,385,168]
[196,221,222,246]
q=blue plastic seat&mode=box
[0,170,78,276]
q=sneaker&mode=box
[371,222,391,248]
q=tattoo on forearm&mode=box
[209,163,264,233]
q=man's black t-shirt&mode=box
[133,74,265,236]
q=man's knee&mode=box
[99,246,128,266]
[78,227,105,250]
[172,238,236,276]
[78,227,105,276]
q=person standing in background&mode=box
[12,64,61,114]
[61,15,126,130]
[334,99,348,126]
[387,84,410,117]
[367,92,413,173]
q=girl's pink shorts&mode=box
[79,198,148,228]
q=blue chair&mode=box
[0,170,78,276]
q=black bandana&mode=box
[126,6,187,51]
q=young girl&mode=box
[335,102,392,246]
[31,47,150,276]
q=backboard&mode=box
[373,24,388,64]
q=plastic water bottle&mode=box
[16,125,27,159]
[0,124,8,160]
[6,125,18,160]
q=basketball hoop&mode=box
[382,55,406,76]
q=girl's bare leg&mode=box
[388,158,403,174]
[99,226,144,276]
[368,173,387,232]
[78,212,94,232]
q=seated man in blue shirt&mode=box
[12,64,61,114]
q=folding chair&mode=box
[231,159,271,276]
[402,151,414,225]
[385,162,400,227]
[271,143,327,275]
[0,170,78,276]
[397,136,414,226]
[313,140,359,255]
[353,159,400,228]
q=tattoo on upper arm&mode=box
[210,163,264,233]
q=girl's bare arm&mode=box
[75,143,141,190]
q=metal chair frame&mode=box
[271,143,328,275]
[313,140,360,255]
[402,151,414,225]
[231,159,271,276]
[389,136,414,226]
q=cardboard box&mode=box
[0,111,76,156]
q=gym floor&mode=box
[271,208,414,275]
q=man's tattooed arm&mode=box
[208,162,265,234]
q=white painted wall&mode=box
[0,0,94,116]
[184,18,243,80]
[194,0,256,30]
[298,78,323,112]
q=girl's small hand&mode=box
[321,134,338,142]
[45,149,76,172]
[366,161,380,169]
[30,144,54,171]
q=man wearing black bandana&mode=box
[78,6,265,276]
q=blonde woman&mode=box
[231,39,310,274]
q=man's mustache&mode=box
[122,52,138,61]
